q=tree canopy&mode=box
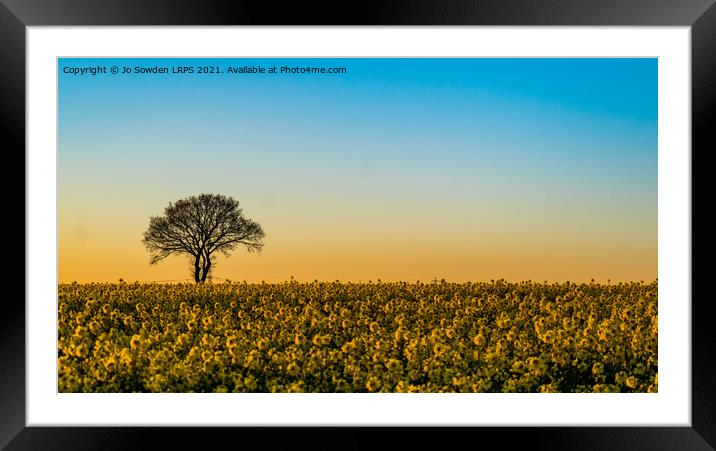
[142,193,265,283]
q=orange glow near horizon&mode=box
[58,203,656,283]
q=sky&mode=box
[58,58,657,283]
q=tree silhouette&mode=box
[142,193,265,283]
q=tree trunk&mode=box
[200,253,212,283]
[193,254,201,283]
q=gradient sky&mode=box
[58,58,657,283]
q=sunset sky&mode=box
[58,57,657,283]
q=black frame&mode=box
[2,1,714,449]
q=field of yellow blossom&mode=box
[58,279,657,393]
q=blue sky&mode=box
[58,58,657,282]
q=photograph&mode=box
[3,0,710,445]
[57,56,658,394]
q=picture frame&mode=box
[3,0,714,448]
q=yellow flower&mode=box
[56,278,658,393]
[365,377,380,392]
[625,376,637,389]
[120,348,133,365]
[75,344,89,358]
[386,359,402,372]
[130,334,142,349]
[473,334,486,347]
[592,362,604,375]
[88,321,100,334]
[287,362,299,376]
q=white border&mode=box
[27,27,690,426]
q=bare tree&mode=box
[142,193,265,283]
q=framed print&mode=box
[3,0,715,449]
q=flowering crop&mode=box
[58,279,657,393]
